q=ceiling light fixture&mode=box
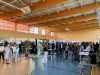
[65,28,70,31]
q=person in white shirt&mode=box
[37,42,43,55]
[5,43,11,64]
[12,44,17,63]
[0,43,5,61]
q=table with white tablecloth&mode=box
[79,51,90,64]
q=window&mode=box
[0,20,7,30]
[7,21,15,31]
[23,25,29,33]
[17,24,29,32]
[50,32,55,36]
[45,30,50,36]
[17,24,23,32]
[30,27,38,34]
[42,29,45,35]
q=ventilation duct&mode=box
[30,0,41,3]
[96,9,100,29]
[0,0,40,14]
[20,6,31,14]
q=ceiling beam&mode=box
[63,3,69,10]
[0,0,66,19]
[30,13,97,27]
[56,27,99,32]
[55,19,98,28]
[78,0,82,7]
[71,24,98,29]
[72,26,99,30]
[18,2,100,24]
[42,23,98,32]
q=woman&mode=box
[68,44,73,61]
[5,43,11,64]
[44,43,48,64]
[12,44,17,63]
[65,43,68,59]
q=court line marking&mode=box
[28,58,34,75]
[91,66,93,75]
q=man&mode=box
[96,42,99,52]
[31,42,35,54]
[0,43,4,62]
[52,41,55,55]
[72,43,79,61]
[56,42,59,55]
[59,42,63,54]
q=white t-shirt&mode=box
[12,47,16,52]
[0,46,4,52]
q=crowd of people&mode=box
[0,41,19,64]
[41,41,99,64]
[0,40,99,65]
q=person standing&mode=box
[65,43,68,59]
[52,41,55,55]
[0,43,5,62]
[56,42,59,55]
[31,42,35,54]
[37,42,43,55]
[12,44,17,63]
[68,44,73,61]
[95,42,99,52]
[72,43,79,61]
[16,44,19,60]
[5,43,11,64]
[59,42,63,54]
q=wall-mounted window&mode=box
[0,20,7,30]
[45,30,50,36]
[50,32,55,36]
[23,25,28,33]
[17,24,28,32]
[17,24,23,32]
[42,29,45,35]
[7,21,15,31]
[30,27,38,34]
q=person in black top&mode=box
[95,42,99,52]
[4,41,8,47]
[56,42,59,55]
[90,52,97,64]
[31,42,35,54]
[52,41,55,55]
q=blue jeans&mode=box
[52,48,54,55]
[68,51,73,61]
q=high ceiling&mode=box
[0,0,100,32]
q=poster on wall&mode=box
[56,39,60,42]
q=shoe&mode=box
[6,63,10,64]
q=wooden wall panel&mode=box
[56,28,100,42]
[0,29,54,40]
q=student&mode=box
[0,43,5,62]
[12,44,17,63]
[5,43,11,64]
[52,41,55,55]
[72,43,79,61]
[16,44,19,61]
[65,44,68,59]
[68,44,73,61]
